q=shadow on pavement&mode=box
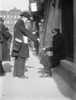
[52,67,75,100]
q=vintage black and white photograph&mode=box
[0,0,76,100]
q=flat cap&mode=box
[0,17,4,22]
[20,12,30,20]
[51,28,60,33]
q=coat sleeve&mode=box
[19,23,38,42]
[46,36,63,52]
[3,29,12,40]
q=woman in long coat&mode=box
[2,27,12,61]
[0,17,5,76]
[0,18,12,76]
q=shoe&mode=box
[18,75,28,78]
[44,74,52,77]
[40,73,52,78]
[13,75,18,77]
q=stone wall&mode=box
[42,0,76,90]
[44,0,61,47]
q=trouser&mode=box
[44,58,60,74]
[0,61,4,74]
[13,56,25,76]
[0,43,2,61]
[0,43,4,74]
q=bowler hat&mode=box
[0,17,4,22]
[20,12,30,20]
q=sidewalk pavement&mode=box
[0,50,76,100]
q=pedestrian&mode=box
[0,18,12,76]
[12,12,38,78]
[41,28,66,77]
[2,27,12,61]
[0,17,5,76]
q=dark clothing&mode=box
[46,33,66,60]
[46,33,66,68]
[0,25,12,60]
[13,57,25,76]
[13,19,37,58]
[13,19,37,76]
[0,24,12,75]
[0,61,5,74]
[2,27,12,61]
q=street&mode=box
[0,50,76,100]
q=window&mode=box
[14,21,16,24]
[11,21,13,24]
[30,2,37,12]
[11,16,13,19]
[14,15,16,19]
[4,21,6,24]
[7,15,9,19]
[62,0,73,62]
[7,21,9,24]
[18,16,20,19]
[3,15,5,18]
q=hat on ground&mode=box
[0,17,4,22]
[20,12,31,20]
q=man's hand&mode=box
[37,38,40,42]
[42,47,46,51]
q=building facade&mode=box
[29,0,76,90]
[44,0,76,90]
[0,8,21,34]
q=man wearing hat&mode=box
[41,28,66,77]
[12,12,38,78]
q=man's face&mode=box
[25,19,30,29]
[23,17,28,23]
[52,30,57,37]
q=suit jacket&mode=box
[46,33,66,60]
[13,19,37,58]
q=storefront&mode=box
[29,0,76,89]
[41,0,76,89]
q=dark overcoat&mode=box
[12,19,37,59]
[2,25,12,61]
[0,24,12,61]
[46,33,66,60]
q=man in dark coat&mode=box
[12,12,38,78]
[42,28,66,77]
